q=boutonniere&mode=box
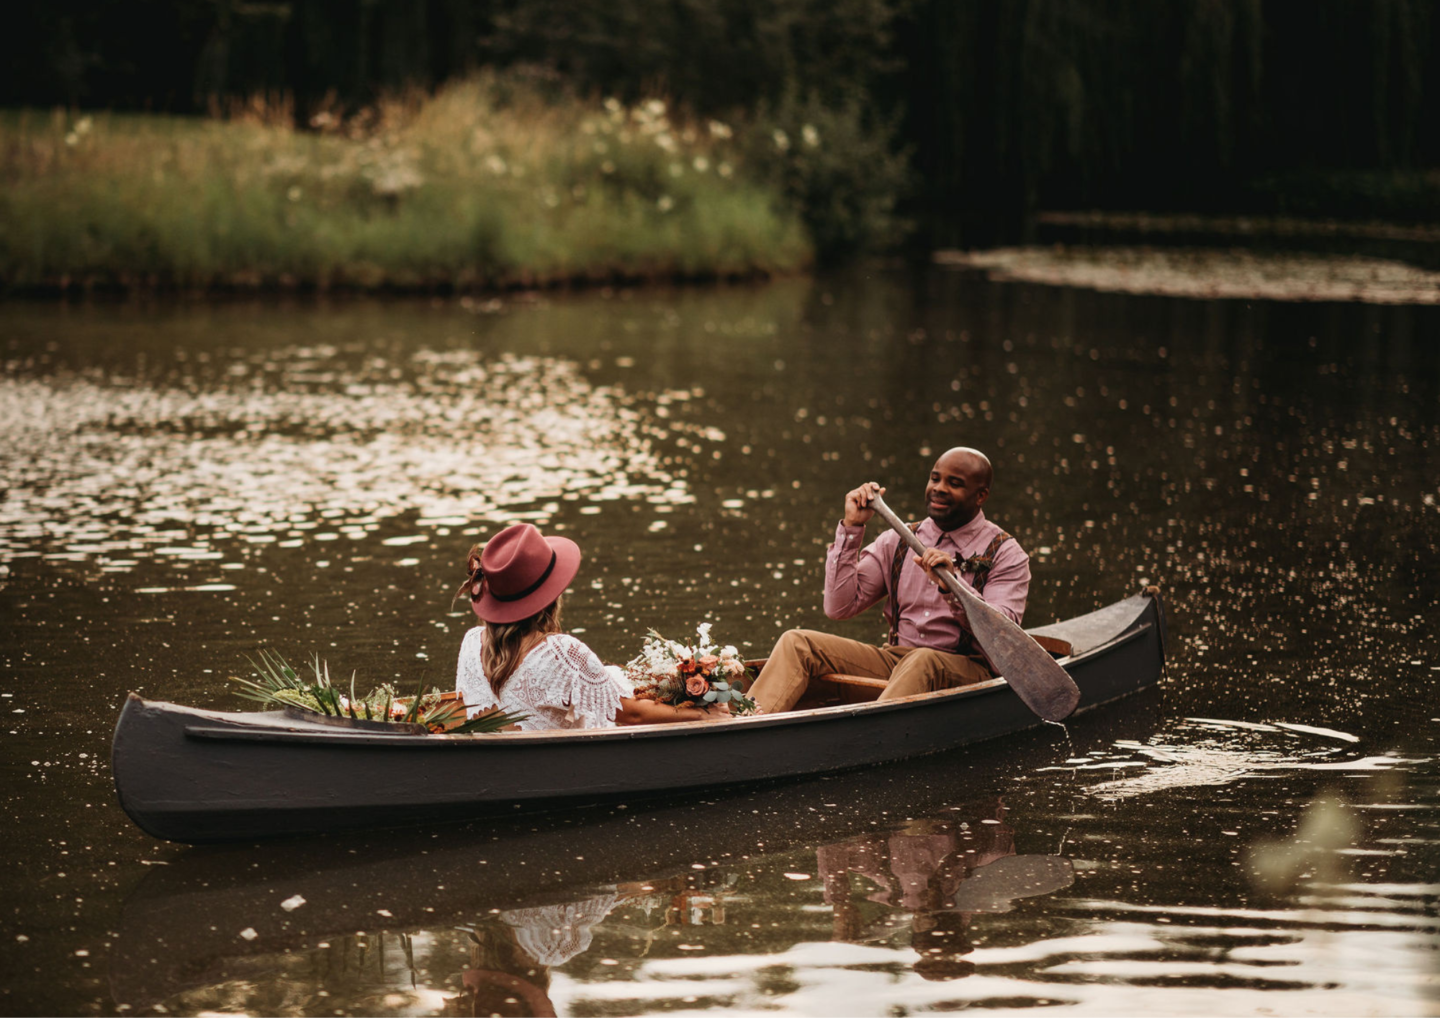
[956,554,993,576]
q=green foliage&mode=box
[475,0,902,115]
[744,91,910,263]
[0,78,813,291]
[230,648,525,735]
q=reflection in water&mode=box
[1046,716,1423,800]
[111,773,1074,1015]
[0,349,684,570]
[819,800,1072,981]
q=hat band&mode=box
[491,550,557,603]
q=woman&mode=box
[456,522,718,730]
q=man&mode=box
[748,447,1029,713]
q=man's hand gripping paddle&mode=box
[868,493,1081,722]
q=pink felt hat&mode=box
[468,524,581,624]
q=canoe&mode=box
[112,589,1166,842]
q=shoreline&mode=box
[936,244,1440,305]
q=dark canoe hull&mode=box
[112,592,1166,842]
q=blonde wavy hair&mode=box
[457,543,564,695]
[480,597,564,695]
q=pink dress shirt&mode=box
[823,511,1030,651]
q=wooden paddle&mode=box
[868,493,1081,722]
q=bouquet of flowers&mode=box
[623,623,757,714]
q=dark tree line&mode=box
[7,0,1439,246]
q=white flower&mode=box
[772,129,790,152]
[693,156,709,172]
[802,124,820,147]
[656,195,674,212]
[707,119,732,140]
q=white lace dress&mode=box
[455,629,634,731]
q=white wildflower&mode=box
[657,195,674,212]
[802,124,820,147]
[773,129,790,152]
[693,156,709,172]
[708,119,733,139]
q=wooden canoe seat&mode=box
[816,673,889,691]
[1032,635,1073,658]
[802,672,888,706]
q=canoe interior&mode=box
[112,591,1166,843]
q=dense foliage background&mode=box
[7,0,1440,250]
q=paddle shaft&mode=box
[866,493,1082,722]
[867,497,978,606]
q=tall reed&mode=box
[0,76,812,291]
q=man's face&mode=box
[925,451,989,529]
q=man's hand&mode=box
[914,547,968,624]
[914,547,956,585]
[843,482,886,527]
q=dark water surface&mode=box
[2,271,1438,1016]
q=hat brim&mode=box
[472,535,581,624]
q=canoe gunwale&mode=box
[174,618,1156,749]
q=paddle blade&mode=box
[964,597,1081,721]
[951,854,1075,912]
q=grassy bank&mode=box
[0,78,813,292]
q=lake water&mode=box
[2,269,1438,1016]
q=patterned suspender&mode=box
[885,522,922,647]
[887,526,1012,650]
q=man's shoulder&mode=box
[969,516,1028,561]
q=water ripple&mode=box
[0,349,686,567]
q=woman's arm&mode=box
[615,697,729,726]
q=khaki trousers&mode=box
[748,629,993,714]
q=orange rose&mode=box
[685,675,710,698]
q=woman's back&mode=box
[456,628,633,731]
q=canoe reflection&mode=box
[112,741,1098,1011]
[820,800,1072,981]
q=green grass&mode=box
[0,78,812,291]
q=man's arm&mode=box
[823,523,893,620]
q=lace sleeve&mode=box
[455,627,499,718]
[534,634,627,728]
